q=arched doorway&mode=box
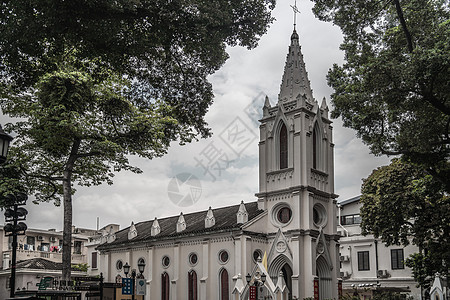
[316,256,332,300]
[268,255,293,300]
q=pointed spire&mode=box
[236,201,249,224]
[205,206,215,228]
[276,271,286,290]
[278,30,314,104]
[321,97,329,111]
[321,96,329,118]
[263,95,271,117]
[151,217,160,236]
[176,212,186,233]
[264,95,271,107]
[128,222,137,240]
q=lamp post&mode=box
[124,261,146,300]
[0,124,13,165]
[246,272,266,300]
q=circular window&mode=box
[313,203,327,227]
[162,256,170,268]
[253,250,263,263]
[116,260,123,271]
[189,253,198,266]
[271,203,293,226]
[277,207,292,224]
[218,250,229,264]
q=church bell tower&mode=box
[255,28,339,299]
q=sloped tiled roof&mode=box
[338,195,361,206]
[98,202,264,250]
[14,258,79,271]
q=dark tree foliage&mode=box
[360,159,449,288]
[0,0,276,280]
[1,0,276,139]
[311,0,449,190]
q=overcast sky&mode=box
[3,1,391,232]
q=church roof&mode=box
[97,202,264,250]
[278,29,314,103]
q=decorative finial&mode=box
[290,0,300,29]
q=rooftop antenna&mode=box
[290,0,300,29]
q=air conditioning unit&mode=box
[377,269,389,278]
[50,237,56,242]
[37,236,44,241]
[339,255,350,262]
[339,271,350,278]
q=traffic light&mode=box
[4,193,28,236]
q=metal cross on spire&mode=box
[290,0,300,29]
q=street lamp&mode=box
[138,260,145,275]
[124,261,146,300]
[0,124,13,164]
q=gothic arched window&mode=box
[313,124,320,169]
[161,272,169,300]
[188,270,197,300]
[219,268,229,300]
[279,123,288,169]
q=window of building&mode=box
[188,270,198,300]
[189,253,198,266]
[73,241,82,254]
[313,127,317,169]
[218,250,229,264]
[116,260,123,271]
[26,236,35,247]
[277,207,292,224]
[162,256,170,268]
[279,123,288,169]
[253,249,263,263]
[313,204,327,227]
[357,251,370,271]
[91,252,98,269]
[161,272,170,300]
[340,214,362,225]
[391,249,405,270]
[220,269,229,300]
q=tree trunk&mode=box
[62,172,73,282]
[61,138,81,282]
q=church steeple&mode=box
[278,29,314,103]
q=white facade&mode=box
[97,28,339,300]
[0,225,96,299]
[338,196,422,299]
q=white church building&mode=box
[97,28,340,300]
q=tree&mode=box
[0,1,275,281]
[1,0,275,139]
[311,0,449,190]
[360,159,449,288]
[1,63,182,280]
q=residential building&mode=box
[337,196,422,299]
[85,224,120,277]
[0,224,97,298]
